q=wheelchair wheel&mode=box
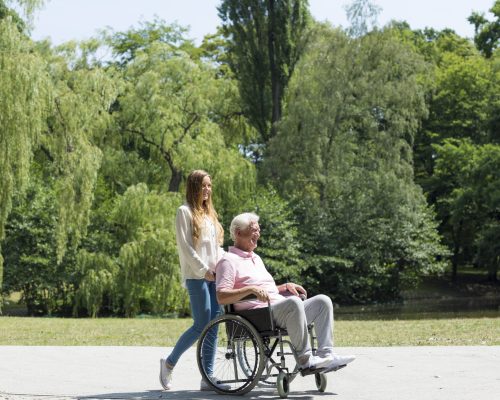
[197,314,266,395]
[277,370,290,398]
[315,372,327,392]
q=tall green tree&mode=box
[432,139,500,281]
[469,0,500,58]
[218,0,310,158]
[263,25,448,301]
[0,16,50,310]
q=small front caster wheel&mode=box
[315,372,327,392]
[277,370,290,398]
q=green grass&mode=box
[1,315,499,346]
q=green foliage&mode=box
[263,25,448,302]
[75,184,189,317]
[43,46,118,262]
[111,35,254,193]
[218,0,310,155]
[101,18,197,67]
[469,0,500,58]
[2,165,77,315]
[74,251,117,317]
[0,0,26,31]
[0,17,50,311]
[432,139,500,280]
[3,5,499,316]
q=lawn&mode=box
[1,314,499,346]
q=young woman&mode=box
[159,170,225,391]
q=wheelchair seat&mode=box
[224,304,284,336]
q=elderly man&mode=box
[215,212,355,372]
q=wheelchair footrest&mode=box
[323,363,347,374]
[299,366,326,376]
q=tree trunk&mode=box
[267,0,282,141]
[488,257,499,282]
[168,168,183,193]
[451,222,463,281]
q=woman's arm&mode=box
[175,206,209,278]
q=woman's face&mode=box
[201,176,212,202]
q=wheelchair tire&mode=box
[197,314,266,395]
[315,372,327,392]
[277,370,290,398]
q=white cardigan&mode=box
[175,204,224,286]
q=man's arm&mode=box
[217,286,270,305]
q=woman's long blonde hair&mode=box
[186,170,224,247]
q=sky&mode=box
[29,0,496,45]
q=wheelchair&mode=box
[196,298,330,398]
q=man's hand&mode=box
[285,282,307,299]
[249,286,270,302]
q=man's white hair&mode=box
[230,212,260,241]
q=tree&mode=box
[469,0,500,58]
[109,33,254,197]
[263,25,448,301]
[0,16,50,311]
[432,139,500,281]
[2,164,77,315]
[218,0,310,158]
[101,19,197,67]
[74,184,189,317]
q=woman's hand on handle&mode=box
[204,270,215,282]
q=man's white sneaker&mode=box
[200,377,232,391]
[321,354,356,373]
[159,359,173,390]
[299,354,332,370]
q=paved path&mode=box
[0,346,499,399]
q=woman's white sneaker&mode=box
[159,359,173,390]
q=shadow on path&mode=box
[80,389,337,399]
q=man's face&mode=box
[237,222,261,252]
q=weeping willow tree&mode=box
[43,43,117,262]
[0,16,50,311]
[114,40,255,195]
[1,5,117,312]
[75,184,189,317]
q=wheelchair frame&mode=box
[196,301,328,398]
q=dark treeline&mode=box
[1,0,499,316]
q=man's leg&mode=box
[271,296,311,364]
[304,294,356,371]
[303,294,334,357]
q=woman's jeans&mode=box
[167,279,220,375]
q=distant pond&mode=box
[335,296,500,320]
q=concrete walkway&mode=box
[0,346,499,399]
